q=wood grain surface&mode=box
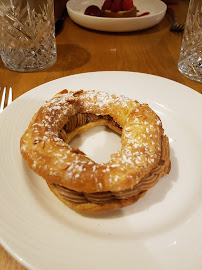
[0,1,201,269]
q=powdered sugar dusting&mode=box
[21,90,163,193]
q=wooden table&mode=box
[0,1,201,269]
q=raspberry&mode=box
[102,0,112,10]
[121,0,134,11]
[110,0,122,12]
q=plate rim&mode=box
[7,71,202,106]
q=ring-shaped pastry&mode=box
[20,90,171,213]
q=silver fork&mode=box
[167,8,185,33]
[0,87,12,113]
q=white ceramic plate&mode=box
[66,0,167,32]
[0,72,202,270]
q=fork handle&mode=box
[167,8,177,24]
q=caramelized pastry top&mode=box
[20,90,164,193]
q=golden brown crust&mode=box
[20,89,171,213]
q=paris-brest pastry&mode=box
[20,90,171,213]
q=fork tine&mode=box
[0,87,6,113]
[168,8,184,33]
[7,87,12,106]
[170,24,184,32]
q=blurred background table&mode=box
[0,0,201,269]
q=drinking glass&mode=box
[0,0,57,72]
[178,0,202,83]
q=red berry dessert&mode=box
[101,0,137,18]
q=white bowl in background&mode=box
[66,0,167,32]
